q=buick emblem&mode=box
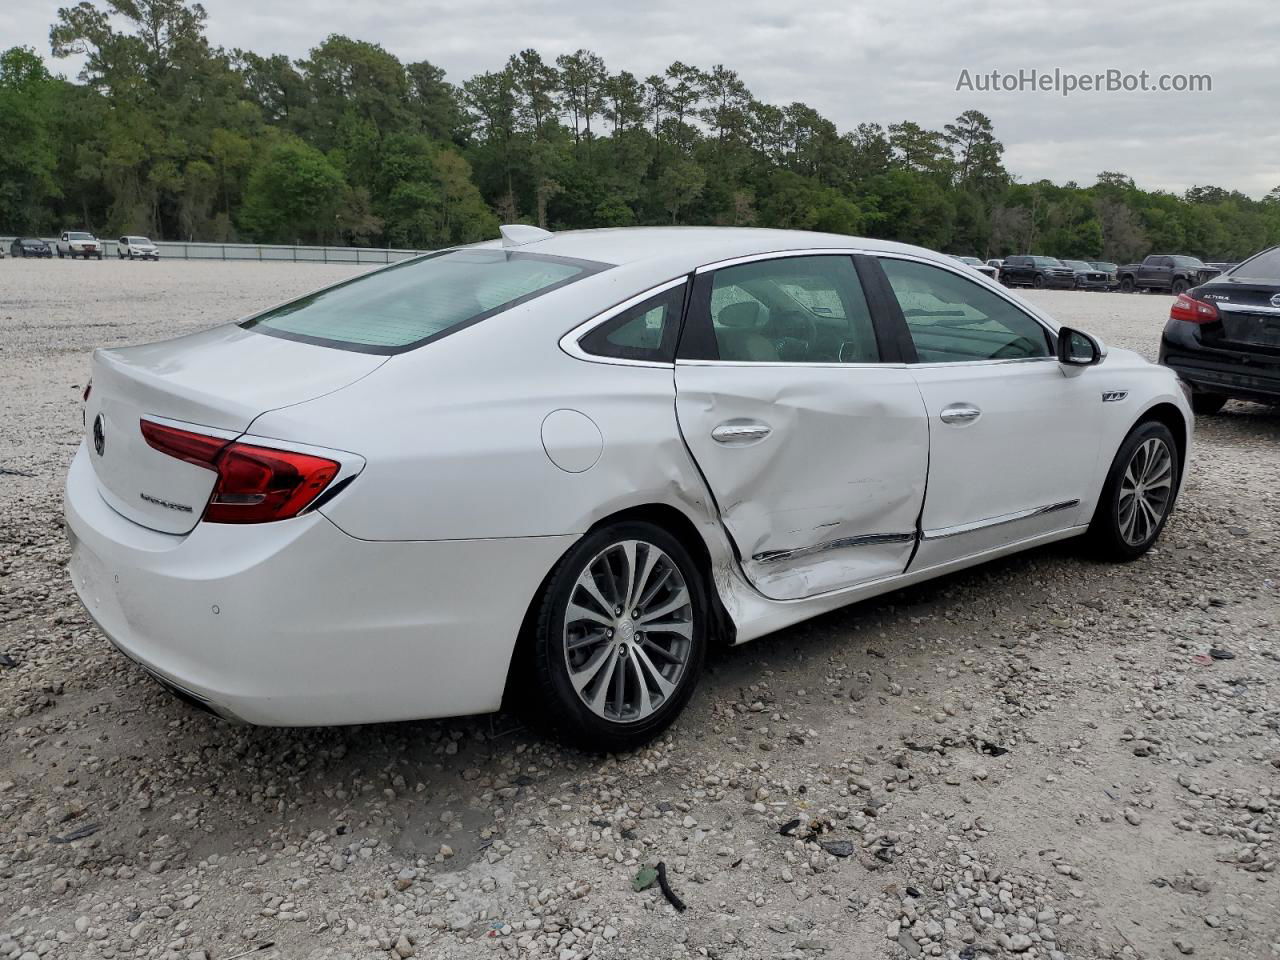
[1270,293,1280,308]
[92,413,106,456]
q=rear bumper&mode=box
[1160,322,1280,402]
[64,443,575,726]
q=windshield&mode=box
[1090,262,1117,271]
[1171,256,1205,267]
[1228,246,1280,282]
[1033,257,1064,267]
[68,232,92,240]
[127,236,152,244]
[243,248,608,354]
[1063,260,1091,270]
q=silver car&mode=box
[118,236,161,261]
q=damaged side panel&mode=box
[673,363,929,601]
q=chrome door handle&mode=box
[712,422,772,444]
[940,404,982,425]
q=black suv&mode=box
[1159,245,1280,413]
[999,255,1077,289]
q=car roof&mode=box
[471,227,952,272]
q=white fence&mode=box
[3,237,433,264]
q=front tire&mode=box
[530,521,707,751]
[1032,274,1046,289]
[1088,421,1179,561]
[1119,276,1134,293]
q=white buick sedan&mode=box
[66,226,1191,749]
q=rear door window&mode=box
[243,248,609,354]
[684,256,880,363]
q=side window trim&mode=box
[560,275,692,367]
[676,251,889,365]
[871,252,1059,365]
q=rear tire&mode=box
[530,521,708,751]
[1088,421,1179,561]
[1033,274,1046,289]
[1191,393,1227,415]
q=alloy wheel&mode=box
[1117,437,1173,546]
[561,539,693,724]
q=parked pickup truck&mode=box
[1115,255,1220,294]
[57,231,103,260]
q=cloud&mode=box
[6,0,1277,196]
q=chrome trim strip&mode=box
[1216,301,1280,316]
[753,532,915,565]
[558,275,688,369]
[922,499,1080,541]
[675,358,910,370]
[693,247,871,274]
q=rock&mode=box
[1174,939,1195,955]
[1009,933,1033,952]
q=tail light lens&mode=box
[140,420,340,524]
[1170,293,1219,324]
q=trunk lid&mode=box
[1199,281,1280,353]
[85,324,385,534]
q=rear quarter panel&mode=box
[244,297,720,544]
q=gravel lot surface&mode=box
[1,260,1277,960]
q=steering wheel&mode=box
[766,309,816,355]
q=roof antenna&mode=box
[499,224,553,247]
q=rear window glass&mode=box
[1230,247,1280,281]
[243,248,608,354]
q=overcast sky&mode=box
[5,0,1278,198]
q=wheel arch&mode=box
[1135,401,1189,480]
[501,501,736,711]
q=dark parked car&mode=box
[1060,259,1118,290]
[1116,255,1220,294]
[10,237,53,258]
[1159,245,1280,414]
[998,255,1077,289]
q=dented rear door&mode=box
[674,253,928,601]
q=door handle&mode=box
[940,404,981,425]
[712,421,772,444]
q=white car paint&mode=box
[64,227,1192,728]
[119,236,161,260]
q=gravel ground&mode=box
[1,259,1277,960]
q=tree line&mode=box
[3,0,1279,262]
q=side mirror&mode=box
[1057,327,1104,366]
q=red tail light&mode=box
[140,420,340,524]
[1170,293,1219,324]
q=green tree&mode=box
[239,137,345,242]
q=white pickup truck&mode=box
[57,231,103,260]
